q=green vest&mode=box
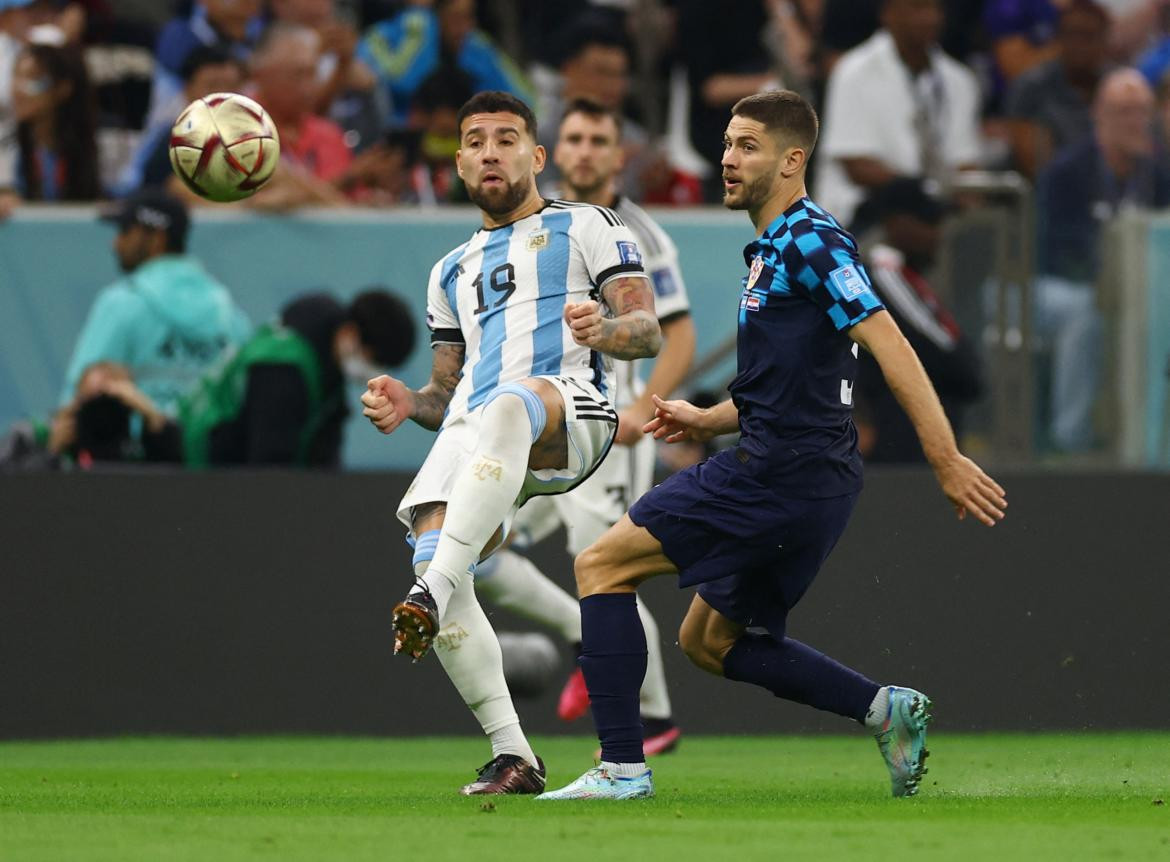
[180,325,328,467]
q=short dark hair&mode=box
[180,44,236,84]
[731,90,819,153]
[413,67,474,114]
[456,91,538,141]
[556,12,631,66]
[348,289,417,369]
[559,97,623,140]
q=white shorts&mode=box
[396,375,618,536]
[511,422,656,556]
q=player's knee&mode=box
[677,622,719,675]
[573,540,631,597]
[483,384,546,443]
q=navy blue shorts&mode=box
[629,448,858,638]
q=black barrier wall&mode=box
[2,470,1168,738]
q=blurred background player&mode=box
[359,91,660,796]
[182,288,414,468]
[60,189,250,416]
[474,98,695,756]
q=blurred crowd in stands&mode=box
[3,0,1170,466]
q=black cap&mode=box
[100,189,190,251]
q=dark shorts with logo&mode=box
[628,447,858,638]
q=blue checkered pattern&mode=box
[728,197,883,498]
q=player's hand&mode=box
[614,407,645,446]
[564,301,605,347]
[933,454,1007,527]
[643,394,715,444]
[361,375,414,434]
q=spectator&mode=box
[358,0,531,127]
[181,289,415,468]
[851,179,983,462]
[146,0,263,137]
[0,1,27,211]
[1034,68,1170,451]
[61,189,251,414]
[239,22,353,209]
[983,0,1060,88]
[1005,0,1111,179]
[11,39,99,202]
[815,0,982,227]
[1,360,182,470]
[270,0,384,152]
[119,44,243,196]
[676,0,777,190]
[1134,1,1170,86]
[394,65,473,204]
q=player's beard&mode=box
[565,166,605,200]
[467,172,534,217]
[724,167,777,212]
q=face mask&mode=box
[341,352,382,383]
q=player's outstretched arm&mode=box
[850,311,1007,526]
[565,277,662,360]
[643,394,739,444]
[361,343,464,434]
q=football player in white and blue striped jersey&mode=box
[473,100,695,758]
[360,91,660,796]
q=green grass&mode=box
[1,734,1168,861]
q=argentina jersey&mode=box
[426,200,647,427]
[731,197,884,498]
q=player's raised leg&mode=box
[396,378,566,654]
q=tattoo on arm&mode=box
[412,343,464,430]
[598,277,662,360]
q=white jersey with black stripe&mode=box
[425,200,649,429]
[611,196,691,410]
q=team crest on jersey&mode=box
[746,255,765,291]
[526,229,550,251]
[617,240,642,266]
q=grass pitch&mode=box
[1,734,1167,861]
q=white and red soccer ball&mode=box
[169,92,280,203]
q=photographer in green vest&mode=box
[182,289,415,468]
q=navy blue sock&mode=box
[723,633,880,723]
[578,593,647,763]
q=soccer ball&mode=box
[169,92,280,203]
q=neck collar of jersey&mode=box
[757,196,812,242]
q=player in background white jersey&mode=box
[360,91,660,796]
[474,99,696,757]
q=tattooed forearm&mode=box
[412,343,464,430]
[598,276,662,359]
[597,311,662,359]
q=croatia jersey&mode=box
[427,200,648,427]
[733,196,884,498]
[611,196,691,410]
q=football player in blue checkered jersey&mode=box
[539,90,1007,801]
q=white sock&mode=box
[414,392,537,620]
[432,574,538,766]
[601,760,648,778]
[864,685,891,731]
[636,598,672,721]
[475,549,582,643]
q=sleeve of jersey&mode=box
[426,259,463,347]
[788,225,884,331]
[644,238,691,323]
[579,211,649,290]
